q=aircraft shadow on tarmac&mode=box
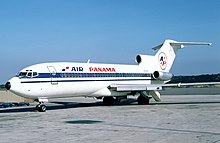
[1,99,220,113]
[0,99,136,113]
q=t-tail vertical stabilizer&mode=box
[136,39,211,72]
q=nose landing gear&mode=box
[35,97,48,112]
[36,103,47,112]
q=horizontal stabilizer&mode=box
[152,40,211,51]
[170,42,212,46]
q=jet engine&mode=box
[152,71,173,81]
[136,54,148,64]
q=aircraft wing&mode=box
[108,82,220,92]
[108,84,163,92]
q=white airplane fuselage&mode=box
[9,62,155,99]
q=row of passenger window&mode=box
[59,73,151,78]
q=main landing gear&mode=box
[103,96,115,105]
[103,94,151,106]
[137,95,151,105]
[137,92,152,105]
[102,96,125,105]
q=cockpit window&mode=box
[17,71,38,78]
[33,72,38,77]
[18,72,27,76]
[27,72,32,77]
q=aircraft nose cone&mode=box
[5,82,11,90]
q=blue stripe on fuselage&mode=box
[20,78,152,84]
[19,72,152,79]
[19,72,153,83]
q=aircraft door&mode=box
[47,66,58,85]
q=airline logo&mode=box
[62,66,116,72]
[62,67,83,72]
[158,52,167,70]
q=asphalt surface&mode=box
[1,94,220,143]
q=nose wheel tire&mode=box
[36,104,47,112]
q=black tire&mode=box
[137,95,150,105]
[103,97,115,105]
[36,104,47,112]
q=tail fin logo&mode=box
[158,52,167,70]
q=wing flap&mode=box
[108,84,162,92]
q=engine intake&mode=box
[136,54,153,64]
[136,55,142,64]
[152,71,173,81]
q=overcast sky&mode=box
[0,0,219,83]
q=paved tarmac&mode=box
[1,94,220,143]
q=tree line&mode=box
[169,73,220,83]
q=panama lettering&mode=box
[89,67,116,72]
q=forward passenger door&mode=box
[47,66,58,85]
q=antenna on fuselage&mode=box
[87,59,90,63]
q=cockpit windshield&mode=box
[17,72,27,76]
[17,71,38,77]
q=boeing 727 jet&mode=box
[5,39,211,112]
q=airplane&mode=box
[4,39,211,112]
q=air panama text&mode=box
[89,67,116,72]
